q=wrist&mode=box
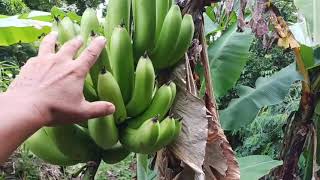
[0,92,49,128]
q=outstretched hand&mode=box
[5,32,115,126]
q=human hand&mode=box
[5,32,115,126]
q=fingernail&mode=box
[75,35,83,43]
[96,36,106,44]
[108,103,116,113]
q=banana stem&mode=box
[136,154,148,180]
[82,159,101,180]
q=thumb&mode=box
[82,101,115,119]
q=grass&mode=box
[95,154,136,180]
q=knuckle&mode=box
[85,48,98,59]
[68,41,80,50]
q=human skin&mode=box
[0,32,115,163]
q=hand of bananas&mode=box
[25,0,193,166]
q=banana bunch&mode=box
[24,1,190,166]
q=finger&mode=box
[75,36,106,72]
[81,101,115,119]
[38,32,58,56]
[57,37,83,58]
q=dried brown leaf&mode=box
[168,83,208,174]
[237,0,247,31]
[157,64,208,178]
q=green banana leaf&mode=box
[19,10,52,22]
[51,6,81,23]
[293,0,320,46]
[220,63,301,131]
[238,155,283,180]
[136,154,157,180]
[0,16,51,46]
[208,23,254,97]
[204,12,219,36]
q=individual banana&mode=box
[132,0,156,60]
[172,118,182,140]
[57,17,77,44]
[78,121,88,128]
[101,143,131,164]
[87,35,113,89]
[88,115,119,150]
[25,128,80,166]
[83,75,98,102]
[155,0,170,42]
[152,116,176,151]
[73,22,80,35]
[126,83,173,129]
[104,0,131,44]
[168,14,195,67]
[150,5,182,69]
[80,8,99,45]
[168,81,177,106]
[120,117,160,154]
[97,70,127,123]
[45,125,99,162]
[126,55,155,117]
[152,80,159,98]
[109,27,134,103]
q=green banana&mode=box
[109,27,134,103]
[57,17,77,44]
[80,8,99,45]
[51,20,58,32]
[172,118,182,140]
[120,117,160,154]
[126,55,155,117]
[104,0,131,44]
[87,35,113,89]
[168,14,195,67]
[101,143,131,164]
[88,115,119,150]
[155,0,170,42]
[78,121,88,128]
[83,76,98,102]
[132,0,156,59]
[168,81,177,106]
[45,125,99,162]
[126,83,173,129]
[150,5,182,69]
[73,22,80,35]
[153,116,176,151]
[25,128,79,166]
[152,80,159,98]
[97,70,127,123]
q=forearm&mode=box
[0,93,44,163]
